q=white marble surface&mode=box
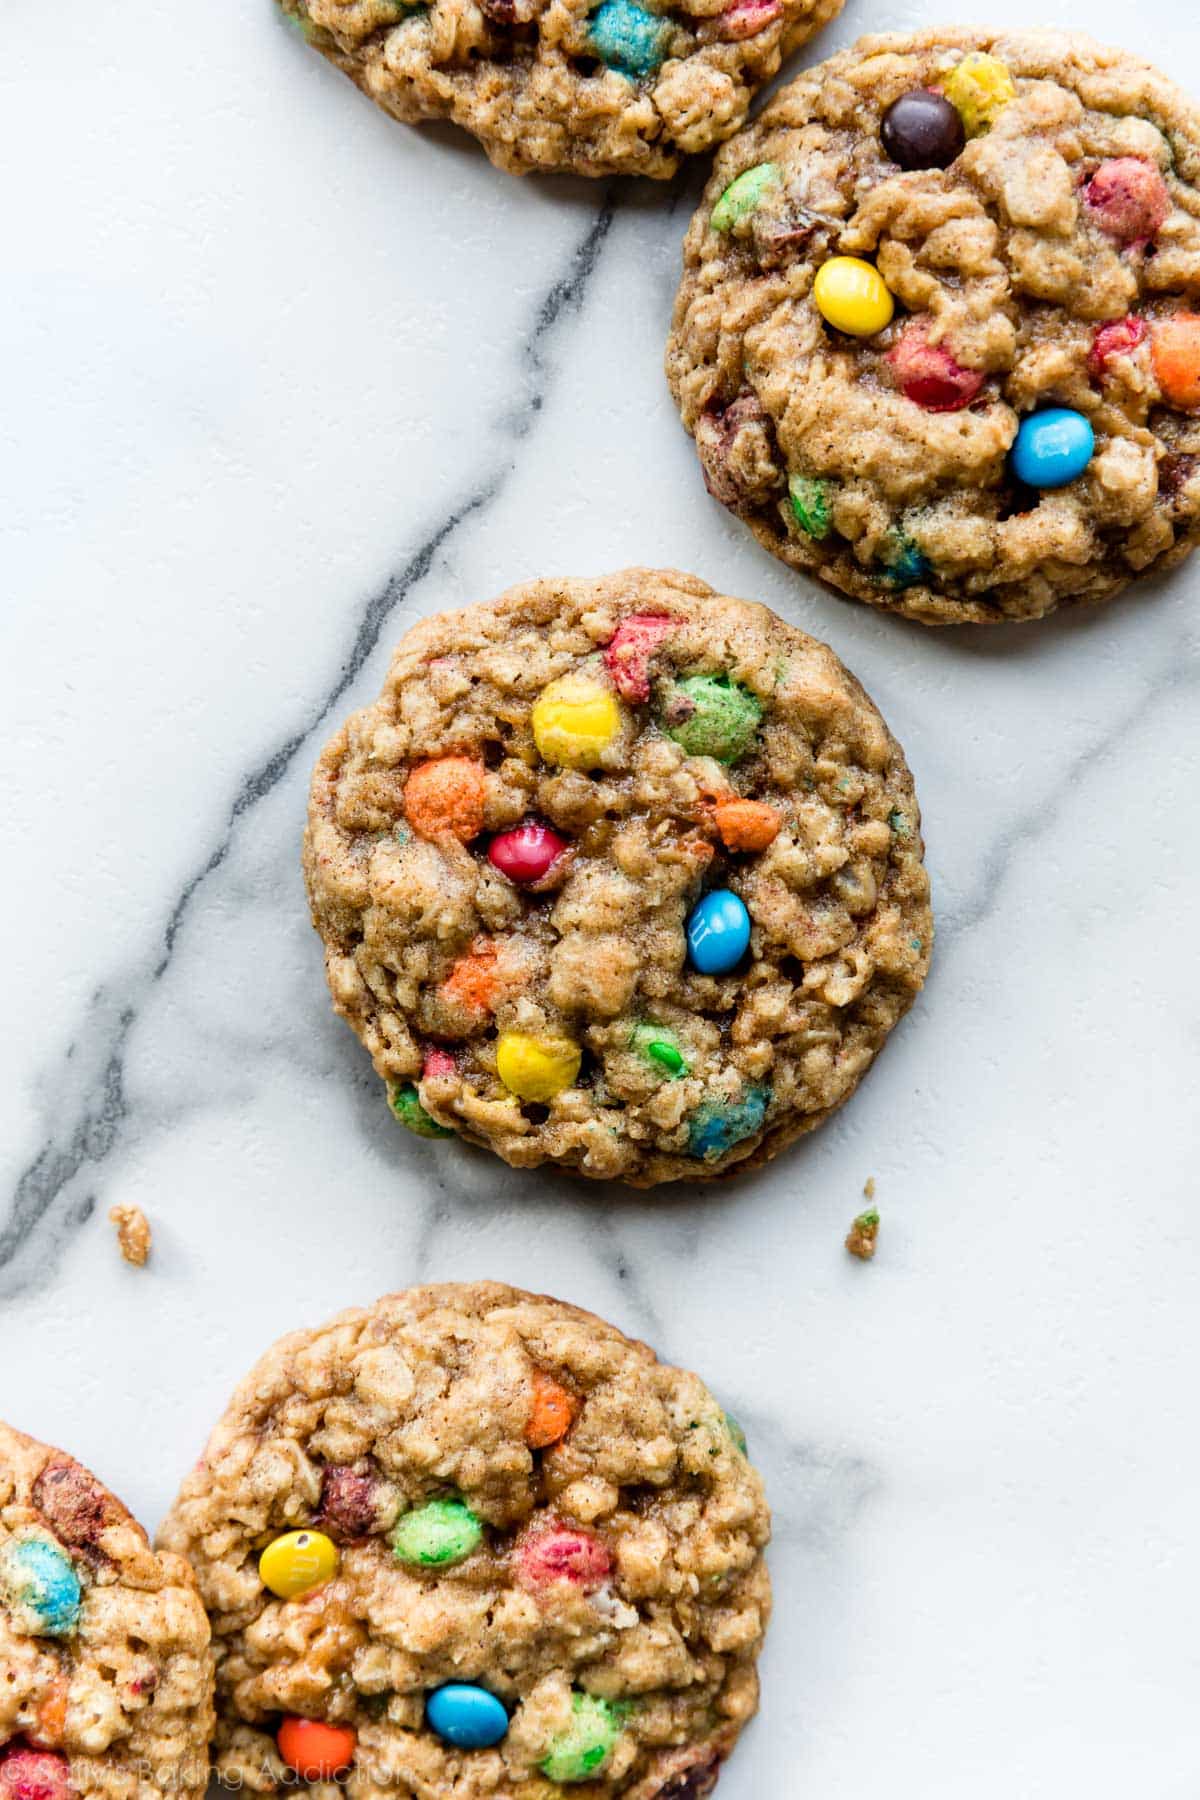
[4,1,1200,1792]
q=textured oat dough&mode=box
[0,1422,213,1797]
[666,30,1200,623]
[277,0,842,178]
[303,570,932,1187]
[158,1282,771,1798]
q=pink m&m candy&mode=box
[0,1748,72,1800]
[515,1522,613,1592]
[603,614,675,703]
[423,1048,457,1079]
[487,822,568,886]
[1083,158,1169,245]
[717,0,782,39]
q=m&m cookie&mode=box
[277,0,843,179]
[667,30,1200,623]
[0,1422,213,1797]
[304,570,932,1185]
[158,1282,771,1797]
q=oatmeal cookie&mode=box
[666,30,1200,623]
[278,0,842,178]
[157,1282,771,1798]
[303,569,932,1187]
[0,1422,213,1798]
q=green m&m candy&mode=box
[540,1693,622,1783]
[711,162,782,232]
[661,674,762,765]
[788,473,832,540]
[390,1085,453,1139]
[723,1411,748,1457]
[391,1498,482,1567]
[630,1024,688,1077]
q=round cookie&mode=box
[157,1282,771,1798]
[303,569,932,1186]
[277,0,843,178]
[0,1422,214,1798]
[666,30,1200,623]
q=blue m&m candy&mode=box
[587,0,672,77]
[426,1684,509,1749]
[1010,408,1095,489]
[687,1085,768,1160]
[0,1537,82,1636]
[879,536,931,590]
[686,890,750,975]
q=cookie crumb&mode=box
[845,1208,879,1261]
[109,1204,151,1267]
[863,1176,876,1201]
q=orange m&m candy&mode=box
[440,936,501,1014]
[712,798,781,852]
[276,1718,357,1780]
[32,1675,69,1747]
[403,756,486,842]
[525,1370,578,1449]
[1152,315,1200,410]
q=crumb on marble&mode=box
[863,1176,876,1201]
[109,1204,151,1267]
[846,1208,879,1262]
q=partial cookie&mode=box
[666,30,1200,623]
[278,0,842,178]
[0,1422,213,1798]
[303,569,932,1186]
[158,1282,771,1797]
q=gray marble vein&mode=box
[1,197,615,1297]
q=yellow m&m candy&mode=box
[496,1032,581,1102]
[531,674,622,770]
[813,257,894,337]
[940,52,1016,138]
[259,1530,339,1600]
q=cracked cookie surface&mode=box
[157,1282,771,1798]
[278,0,842,177]
[303,570,931,1187]
[666,30,1200,623]
[0,1422,213,1799]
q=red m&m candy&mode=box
[1088,314,1147,382]
[1083,158,1169,245]
[887,320,984,412]
[515,1522,613,1592]
[603,614,675,703]
[487,821,568,885]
